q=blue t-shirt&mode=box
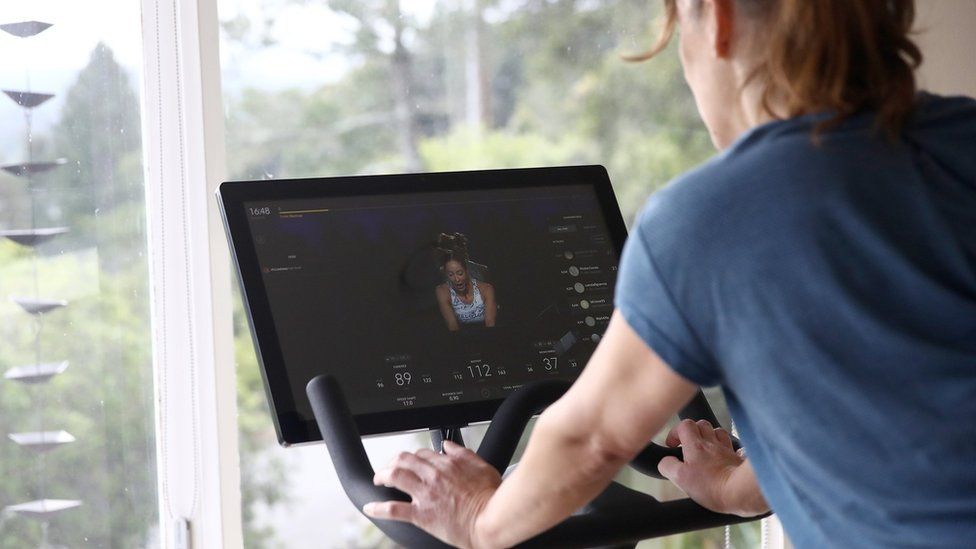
[615,94,976,548]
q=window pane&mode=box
[0,3,158,547]
[219,0,756,546]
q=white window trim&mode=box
[140,0,242,546]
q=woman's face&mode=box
[444,260,469,292]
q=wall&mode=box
[915,0,976,97]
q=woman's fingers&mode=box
[657,419,753,515]
[415,447,441,462]
[376,451,440,485]
[665,420,691,447]
[714,427,733,449]
[364,443,502,547]
[665,425,681,447]
[363,500,415,522]
[443,439,472,457]
[374,465,425,495]
[665,419,735,456]
[657,455,685,483]
[696,420,717,441]
[443,440,483,466]
[666,419,705,456]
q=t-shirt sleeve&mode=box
[615,211,722,387]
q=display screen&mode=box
[223,168,626,440]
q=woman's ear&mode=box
[710,0,736,58]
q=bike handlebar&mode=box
[307,375,761,548]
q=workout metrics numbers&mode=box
[363,212,616,410]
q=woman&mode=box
[435,233,497,330]
[366,1,976,547]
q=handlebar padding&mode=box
[476,379,572,472]
[307,375,455,548]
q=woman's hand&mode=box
[364,440,502,549]
[657,419,769,517]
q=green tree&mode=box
[51,43,144,266]
[0,44,156,548]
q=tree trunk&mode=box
[390,0,423,171]
[464,0,491,129]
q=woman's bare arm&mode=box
[436,284,459,331]
[481,282,497,327]
[469,311,698,546]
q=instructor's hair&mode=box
[436,232,470,268]
[632,0,922,137]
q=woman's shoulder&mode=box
[912,92,976,128]
[646,109,879,221]
[633,126,833,263]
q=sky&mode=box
[0,0,440,150]
[0,0,144,154]
[217,0,440,93]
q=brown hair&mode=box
[633,0,923,137]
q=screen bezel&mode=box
[217,165,629,445]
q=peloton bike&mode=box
[218,166,765,548]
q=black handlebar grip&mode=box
[306,375,454,549]
[679,390,741,453]
[678,389,723,426]
[477,379,572,472]
[630,444,683,479]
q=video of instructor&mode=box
[245,185,619,419]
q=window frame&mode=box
[140,0,242,546]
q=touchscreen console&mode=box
[218,166,628,443]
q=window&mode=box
[0,3,158,547]
[218,0,758,546]
[0,0,967,547]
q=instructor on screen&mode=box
[435,232,497,331]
